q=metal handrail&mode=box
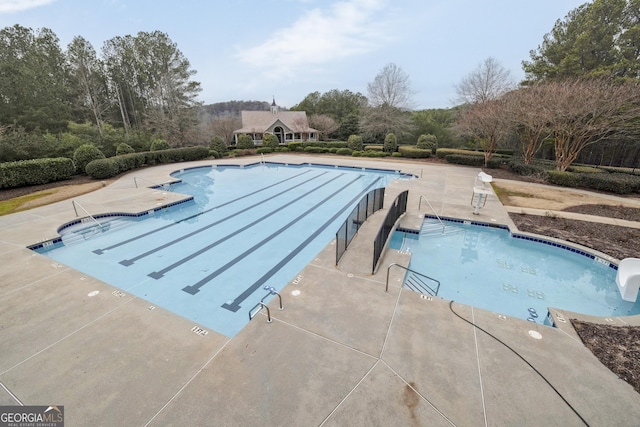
[133,176,172,190]
[386,263,440,295]
[261,287,283,311]
[72,200,101,227]
[418,195,444,233]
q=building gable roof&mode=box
[234,111,318,134]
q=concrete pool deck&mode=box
[1,154,639,426]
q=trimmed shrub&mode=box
[566,165,602,173]
[256,147,274,154]
[150,139,170,151]
[303,146,331,154]
[506,159,550,177]
[210,136,228,155]
[547,170,580,187]
[85,158,119,179]
[84,147,210,179]
[115,143,135,156]
[436,148,483,159]
[0,158,75,189]
[236,134,255,149]
[73,144,105,174]
[577,172,640,194]
[398,146,431,159]
[360,150,389,158]
[384,133,397,153]
[287,141,303,151]
[336,148,353,156]
[364,145,384,151]
[229,148,255,157]
[347,135,363,151]
[112,152,145,173]
[445,154,502,168]
[262,134,279,149]
[209,150,221,159]
[417,134,437,153]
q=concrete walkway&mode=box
[504,206,640,229]
[1,154,639,426]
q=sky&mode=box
[0,0,588,110]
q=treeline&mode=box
[200,100,271,120]
[0,24,202,154]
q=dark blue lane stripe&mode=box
[93,170,313,254]
[120,171,331,266]
[147,173,346,278]
[181,174,366,295]
[221,177,383,312]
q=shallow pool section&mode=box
[390,218,640,322]
[33,162,409,337]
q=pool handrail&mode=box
[418,195,444,233]
[386,263,440,296]
[71,200,102,228]
[133,176,173,190]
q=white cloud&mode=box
[235,0,393,79]
[0,0,55,12]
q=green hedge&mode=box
[506,159,550,177]
[336,148,352,156]
[85,158,119,179]
[436,148,484,159]
[0,157,75,189]
[351,150,389,158]
[85,146,210,179]
[547,170,580,187]
[303,146,331,154]
[398,146,431,159]
[576,172,640,194]
[445,154,502,168]
[364,145,384,151]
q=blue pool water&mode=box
[34,162,409,337]
[390,218,640,323]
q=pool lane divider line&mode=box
[93,170,313,255]
[220,177,383,312]
[181,174,370,296]
[147,173,348,278]
[117,171,328,266]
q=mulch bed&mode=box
[571,320,640,394]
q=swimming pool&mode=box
[32,162,409,337]
[390,217,640,323]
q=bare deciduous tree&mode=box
[455,57,514,105]
[308,114,338,141]
[539,78,640,171]
[503,85,552,165]
[367,63,415,109]
[208,116,241,144]
[455,98,511,165]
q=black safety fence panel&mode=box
[372,190,408,274]
[335,188,385,265]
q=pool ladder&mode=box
[248,287,284,323]
[386,263,440,296]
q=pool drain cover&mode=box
[528,330,542,340]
